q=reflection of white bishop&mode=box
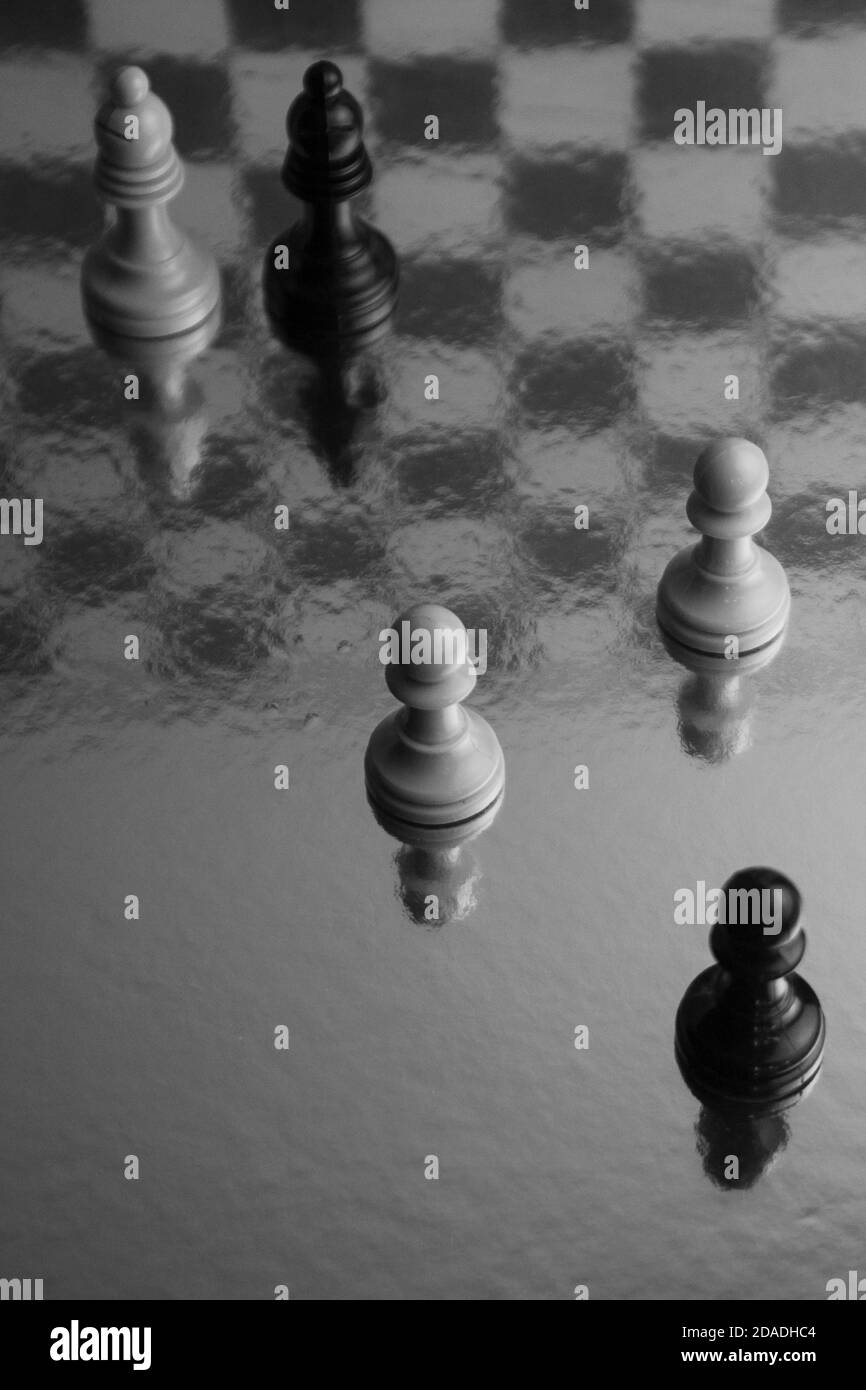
[87,312,219,502]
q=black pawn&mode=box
[263,60,399,354]
[676,868,825,1114]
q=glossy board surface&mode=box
[1,0,864,1299]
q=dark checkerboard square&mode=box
[0,607,51,676]
[226,0,361,52]
[15,350,113,427]
[517,511,616,587]
[159,596,274,679]
[512,342,635,431]
[638,44,769,143]
[778,0,866,36]
[398,261,502,344]
[0,0,87,49]
[773,140,866,232]
[395,430,504,512]
[501,0,633,48]
[243,164,379,250]
[243,165,294,246]
[644,434,711,489]
[642,247,761,328]
[43,525,156,602]
[772,328,866,412]
[282,518,384,583]
[770,494,842,571]
[0,164,98,249]
[369,59,498,146]
[505,153,630,245]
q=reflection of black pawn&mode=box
[657,439,790,657]
[694,1105,789,1190]
[81,67,220,339]
[263,60,399,354]
[365,603,505,838]
[676,868,825,1113]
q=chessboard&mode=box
[1,0,865,1303]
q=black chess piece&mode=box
[297,352,388,487]
[676,867,825,1114]
[263,60,399,354]
[81,67,220,339]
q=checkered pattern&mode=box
[1,0,865,708]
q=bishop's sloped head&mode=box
[93,65,182,205]
[283,59,372,200]
[686,438,772,539]
[384,602,477,707]
[96,66,173,168]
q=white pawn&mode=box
[365,603,505,839]
[657,438,790,657]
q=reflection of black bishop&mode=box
[263,60,399,356]
[295,351,388,488]
[676,867,825,1115]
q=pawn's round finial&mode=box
[717,867,801,955]
[693,437,769,513]
[365,601,505,834]
[385,602,477,708]
[303,59,343,100]
[393,602,467,680]
[676,867,825,1114]
[112,65,150,106]
[657,436,790,656]
[687,438,772,539]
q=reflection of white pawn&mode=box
[81,66,220,339]
[364,603,505,837]
[657,438,790,656]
